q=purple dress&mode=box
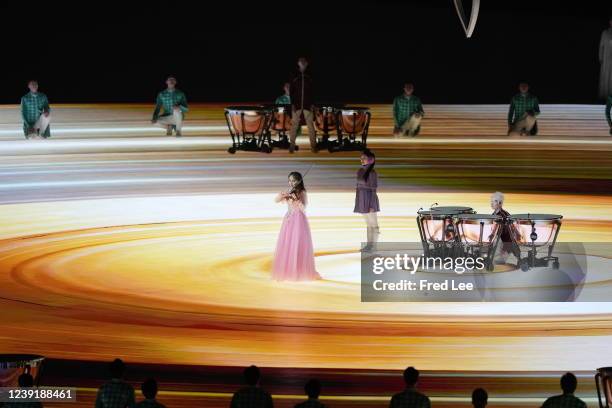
[354,166,380,213]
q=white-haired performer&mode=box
[21,80,51,139]
[490,191,517,264]
[151,76,188,137]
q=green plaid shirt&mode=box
[606,95,612,126]
[275,94,291,105]
[389,388,431,408]
[21,92,50,137]
[393,95,424,127]
[95,379,136,408]
[508,93,540,124]
[541,394,586,408]
[152,89,188,121]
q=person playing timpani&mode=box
[276,82,300,137]
[507,82,540,136]
[490,191,518,264]
[393,82,424,137]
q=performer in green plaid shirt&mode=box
[508,82,540,136]
[95,359,136,408]
[606,95,612,135]
[541,373,586,408]
[276,82,300,137]
[393,83,424,137]
[151,76,188,137]
[21,80,51,139]
[275,82,291,105]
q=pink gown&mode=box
[272,191,321,281]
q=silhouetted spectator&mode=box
[135,378,165,408]
[389,367,431,408]
[472,388,488,408]
[541,373,586,408]
[230,365,273,408]
[3,373,43,408]
[295,379,326,408]
[95,359,136,408]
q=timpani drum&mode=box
[333,107,371,152]
[0,354,45,387]
[314,104,342,150]
[314,105,340,135]
[417,206,475,257]
[508,213,563,271]
[430,206,474,214]
[224,106,273,154]
[596,367,612,408]
[266,104,296,150]
[456,214,502,271]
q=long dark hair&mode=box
[288,171,306,195]
[361,149,376,181]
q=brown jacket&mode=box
[290,71,315,110]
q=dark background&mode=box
[1,1,610,104]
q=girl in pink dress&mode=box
[272,172,321,281]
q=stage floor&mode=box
[0,104,611,405]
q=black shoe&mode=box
[289,144,295,154]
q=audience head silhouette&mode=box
[560,372,578,394]
[109,358,127,379]
[244,365,261,386]
[403,366,420,387]
[18,373,34,387]
[472,388,488,408]
[305,379,321,399]
[142,378,158,399]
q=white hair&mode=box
[491,191,504,204]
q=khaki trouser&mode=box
[395,113,422,137]
[509,114,536,135]
[289,108,317,148]
[363,211,380,247]
[156,109,183,133]
[29,114,51,137]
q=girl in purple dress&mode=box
[272,172,321,281]
[354,149,380,249]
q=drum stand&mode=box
[268,127,299,151]
[225,110,273,154]
[417,216,462,260]
[458,222,501,272]
[328,110,371,153]
[517,221,561,271]
[268,105,298,151]
[315,107,338,151]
